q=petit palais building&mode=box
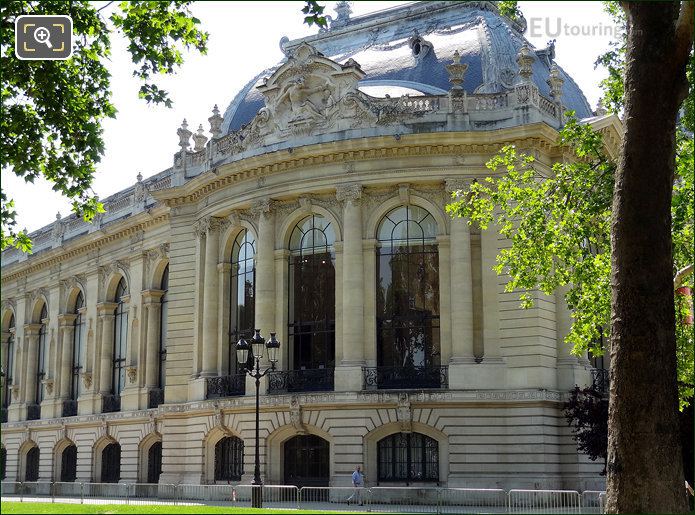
[1,1,619,492]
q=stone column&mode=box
[201,217,221,377]
[445,181,479,388]
[97,302,118,394]
[23,325,41,407]
[335,184,365,391]
[254,199,276,335]
[217,263,232,376]
[143,291,164,388]
[58,314,77,399]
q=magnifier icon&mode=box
[33,26,52,48]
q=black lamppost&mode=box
[236,329,280,509]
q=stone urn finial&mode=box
[446,50,468,90]
[547,64,564,101]
[177,118,192,151]
[193,124,208,152]
[516,44,535,84]
[208,104,223,139]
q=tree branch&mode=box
[97,1,114,13]
[674,1,695,64]
[674,263,694,289]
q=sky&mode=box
[4,1,618,234]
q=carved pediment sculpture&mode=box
[256,42,367,137]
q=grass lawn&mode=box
[1,502,364,514]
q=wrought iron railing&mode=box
[267,368,335,394]
[26,403,41,421]
[205,374,246,399]
[148,388,164,409]
[591,368,609,395]
[363,366,449,390]
[102,394,121,413]
[1,407,7,423]
[62,399,78,417]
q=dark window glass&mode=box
[283,434,329,487]
[3,315,15,410]
[101,443,121,483]
[113,279,128,395]
[72,292,86,400]
[25,446,40,482]
[214,436,244,482]
[377,432,439,483]
[230,230,255,374]
[36,304,48,405]
[61,445,77,482]
[1,447,6,480]
[376,206,440,369]
[288,215,335,371]
[147,441,163,484]
[159,266,169,389]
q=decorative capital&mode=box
[126,366,138,384]
[42,378,54,396]
[251,198,275,218]
[81,372,93,390]
[335,183,362,204]
[445,178,473,195]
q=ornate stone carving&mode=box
[42,378,54,396]
[208,105,223,139]
[126,366,137,384]
[398,183,410,204]
[396,392,412,432]
[251,198,275,218]
[289,395,306,434]
[335,183,362,205]
[446,50,468,90]
[192,124,208,152]
[445,178,473,195]
[516,44,534,84]
[177,119,192,151]
[547,64,564,101]
[134,173,147,203]
[11,384,19,400]
[81,372,93,390]
[256,42,365,137]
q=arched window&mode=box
[60,444,77,482]
[101,442,121,483]
[159,266,169,390]
[3,315,15,415]
[36,304,48,405]
[230,230,255,374]
[376,206,440,386]
[112,278,128,397]
[25,446,40,482]
[147,441,163,484]
[377,432,439,483]
[214,436,244,482]
[288,215,336,373]
[283,434,330,487]
[71,292,86,401]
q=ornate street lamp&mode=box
[236,329,279,509]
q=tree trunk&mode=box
[606,2,693,513]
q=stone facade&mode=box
[1,1,621,492]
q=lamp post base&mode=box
[251,483,263,508]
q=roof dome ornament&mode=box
[331,1,352,29]
[208,104,223,139]
[193,124,208,152]
[446,50,468,90]
[516,44,535,84]
[409,31,433,60]
[547,64,564,101]
[177,119,192,151]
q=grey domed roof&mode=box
[222,1,593,134]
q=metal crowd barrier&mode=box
[1,481,605,513]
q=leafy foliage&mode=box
[498,1,521,21]
[0,1,208,252]
[564,386,609,475]
[302,1,328,28]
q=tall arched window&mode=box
[71,292,86,401]
[377,432,439,483]
[159,266,169,390]
[101,442,121,483]
[112,278,128,397]
[214,436,244,482]
[230,230,255,374]
[376,206,440,387]
[147,441,163,484]
[36,304,48,405]
[25,446,40,482]
[60,444,77,482]
[288,215,336,375]
[3,315,15,418]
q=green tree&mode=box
[1,1,208,252]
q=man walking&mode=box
[347,465,364,505]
